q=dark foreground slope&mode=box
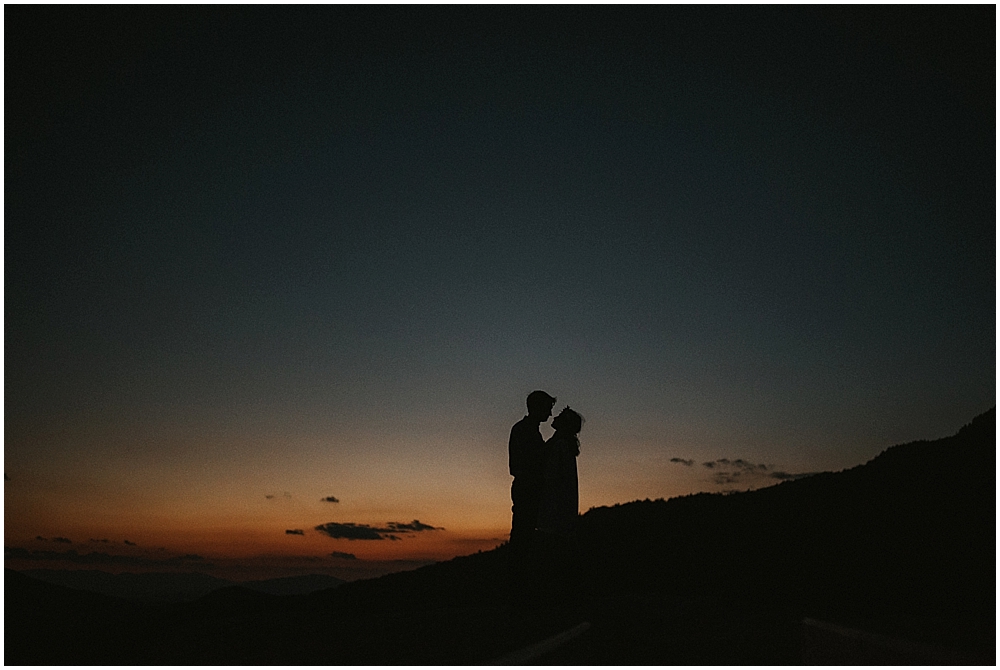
[6,409,994,664]
[17,569,346,602]
[564,407,995,662]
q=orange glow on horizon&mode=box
[6,420,802,580]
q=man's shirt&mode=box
[509,416,545,480]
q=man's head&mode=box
[526,390,556,422]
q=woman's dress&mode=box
[536,433,579,535]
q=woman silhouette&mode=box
[537,407,584,535]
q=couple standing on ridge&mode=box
[508,390,584,549]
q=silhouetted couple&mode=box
[508,391,583,565]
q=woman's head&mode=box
[552,407,584,435]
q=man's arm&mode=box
[509,421,524,477]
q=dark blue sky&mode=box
[5,6,994,564]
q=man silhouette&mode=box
[508,390,556,549]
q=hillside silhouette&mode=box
[6,409,994,664]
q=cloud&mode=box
[329,551,358,560]
[314,520,443,541]
[733,459,767,472]
[285,529,305,535]
[52,537,72,544]
[683,457,820,488]
[5,546,210,567]
[314,523,386,540]
[769,471,820,481]
[35,536,47,542]
[385,520,443,532]
[321,496,340,503]
[123,540,136,546]
[90,538,111,544]
[265,495,275,500]
[701,458,767,472]
[701,459,769,485]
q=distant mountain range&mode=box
[7,408,994,664]
[19,569,346,602]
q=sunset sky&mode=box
[6,6,994,581]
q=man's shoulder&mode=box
[510,416,530,431]
[510,417,536,440]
